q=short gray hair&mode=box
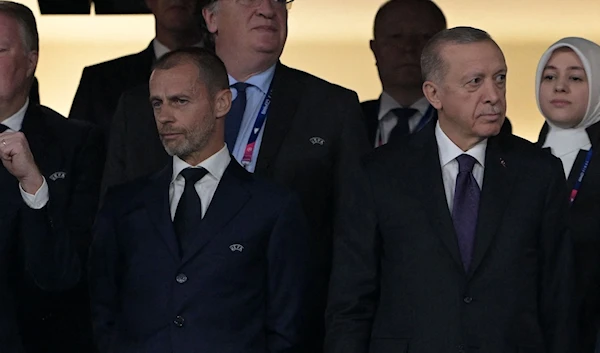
[421,26,495,83]
[0,1,38,53]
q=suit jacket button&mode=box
[176,273,188,284]
[457,344,466,353]
[463,296,473,304]
[174,315,184,327]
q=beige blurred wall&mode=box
[17,0,600,142]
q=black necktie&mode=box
[225,82,251,149]
[173,167,208,257]
[0,124,8,133]
[389,108,418,142]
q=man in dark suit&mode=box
[363,0,512,146]
[102,1,369,351]
[90,48,309,353]
[69,0,206,135]
[362,0,446,146]
[325,27,576,353]
[0,3,105,352]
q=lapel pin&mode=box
[309,137,325,145]
[229,244,244,252]
[500,158,506,168]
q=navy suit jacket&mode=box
[90,159,310,353]
[0,104,104,352]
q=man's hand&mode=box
[0,131,43,194]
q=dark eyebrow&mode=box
[544,65,585,71]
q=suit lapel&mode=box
[255,63,302,175]
[361,99,380,146]
[142,163,180,260]
[411,122,464,271]
[181,160,251,265]
[468,136,517,276]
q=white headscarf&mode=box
[536,37,600,177]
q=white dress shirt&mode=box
[435,121,487,213]
[169,145,231,220]
[376,92,431,147]
[1,98,49,209]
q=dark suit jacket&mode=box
[361,98,513,146]
[538,121,600,353]
[325,119,576,353]
[90,159,310,353]
[101,62,370,352]
[0,104,104,352]
[69,42,154,135]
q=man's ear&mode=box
[369,39,377,61]
[26,50,38,78]
[203,7,218,34]
[422,80,442,110]
[214,88,232,119]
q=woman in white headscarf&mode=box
[536,37,600,353]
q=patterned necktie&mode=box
[389,108,418,142]
[225,82,251,149]
[173,167,208,257]
[452,154,480,271]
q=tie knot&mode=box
[391,108,418,121]
[456,154,477,173]
[231,82,250,93]
[0,124,8,133]
[180,167,208,185]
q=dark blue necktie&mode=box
[0,124,8,133]
[173,167,208,258]
[225,82,251,149]
[452,154,480,271]
[389,108,418,141]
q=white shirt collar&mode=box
[152,38,205,60]
[228,64,277,95]
[435,120,487,168]
[2,98,29,131]
[171,144,231,183]
[378,92,430,121]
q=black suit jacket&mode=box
[538,121,600,353]
[325,120,576,353]
[90,159,310,353]
[101,62,370,352]
[0,104,104,352]
[69,42,154,135]
[361,98,513,146]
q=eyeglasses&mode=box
[237,0,294,10]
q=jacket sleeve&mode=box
[267,193,311,353]
[325,160,379,353]
[21,124,105,292]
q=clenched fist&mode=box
[0,131,43,194]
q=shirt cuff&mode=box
[20,177,49,209]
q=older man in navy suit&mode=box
[89,47,310,353]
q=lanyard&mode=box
[570,148,593,205]
[241,85,273,167]
[377,105,435,147]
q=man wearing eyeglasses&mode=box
[101,2,369,352]
[201,2,369,352]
